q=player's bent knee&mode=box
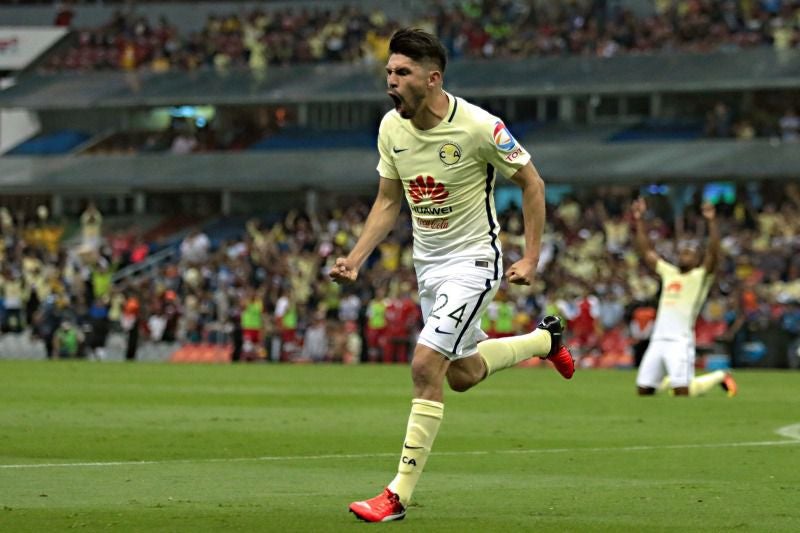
[446,375,474,393]
[445,357,483,393]
[410,346,449,393]
[410,361,435,388]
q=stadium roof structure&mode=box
[1,140,797,194]
[0,48,799,109]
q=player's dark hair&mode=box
[389,28,447,73]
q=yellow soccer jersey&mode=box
[651,259,714,341]
[377,92,531,279]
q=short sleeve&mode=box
[691,265,712,283]
[655,259,678,278]
[481,118,531,179]
[376,116,400,180]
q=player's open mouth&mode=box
[388,92,402,111]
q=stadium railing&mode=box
[2,140,799,199]
[2,48,799,108]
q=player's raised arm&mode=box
[700,201,720,274]
[505,161,545,285]
[631,197,660,270]
[329,176,404,283]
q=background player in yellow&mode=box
[329,28,574,523]
[631,198,737,398]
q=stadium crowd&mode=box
[704,101,800,141]
[82,106,293,156]
[39,0,800,72]
[1,181,798,367]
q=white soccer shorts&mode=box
[636,337,696,389]
[417,271,500,360]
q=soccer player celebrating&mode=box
[631,198,737,397]
[329,28,574,522]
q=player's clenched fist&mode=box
[505,257,536,285]
[329,257,359,283]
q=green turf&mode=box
[1,360,798,532]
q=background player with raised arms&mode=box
[329,28,574,523]
[631,198,737,398]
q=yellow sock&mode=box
[689,370,726,397]
[387,399,444,506]
[477,329,551,377]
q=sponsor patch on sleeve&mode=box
[493,121,518,152]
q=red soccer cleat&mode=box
[537,315,575,379]
[349,488,406,522]
[547,345,575,380]
[721,372,737,397]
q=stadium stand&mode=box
[0,180,798,367]
[7,0,799,72]
[6,128,91,155]
[0,0,798,367]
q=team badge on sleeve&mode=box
[493,121,517,152]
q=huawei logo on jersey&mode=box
[409,175,448,204]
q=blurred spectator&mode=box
[240,287,267,360]
[485,287,516,338]
[121,293,140,361]
[147,304,168,342]
[778,107,800,142]
[129,236,150,264]
[86,297,110,360]
[53,319,82,359]
[91,261,113,302]
[300,310,329,362]
[32,295,65,359]
[2,268,25,333]
[338,288,362,323]
[179,228,210,265]
[382,284,419,364]
[569,287,602,353]
[733,119,756,140]
[705,102,734,138]
[170,131,198,154]
[80,202,103,251]
[53,1,75,28]
[228,305,244,362]
[274,287,299,360]
[365,286,388,361]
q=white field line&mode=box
[1,424,798,471]
[775,423,800,441]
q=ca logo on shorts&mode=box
[438,142,462,166]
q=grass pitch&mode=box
[1,360,798,532]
